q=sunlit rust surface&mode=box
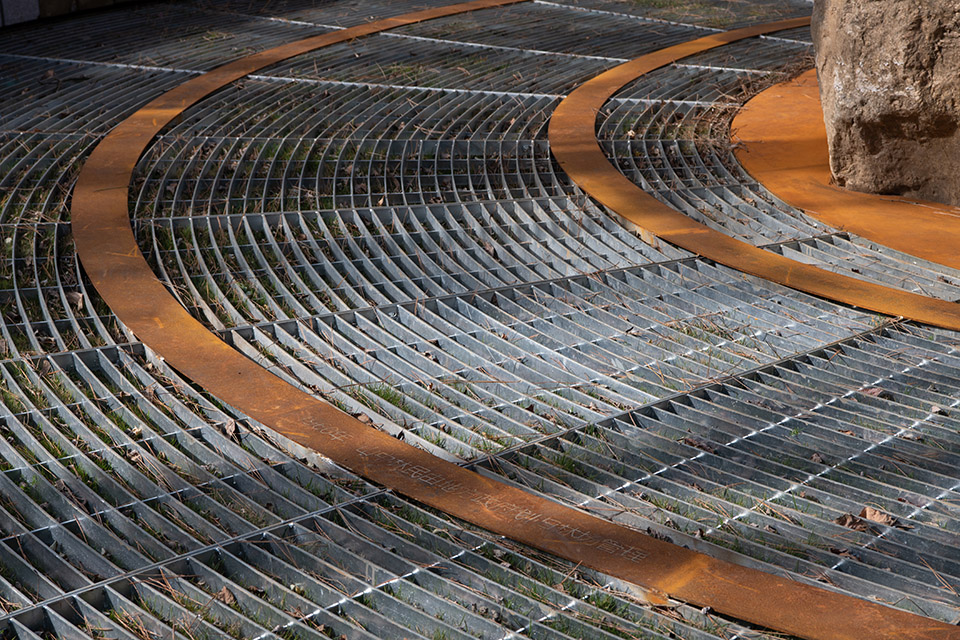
[550,18,960,333]
[734,68,960,271]
[550,18,960,636]
[70,4,960,639]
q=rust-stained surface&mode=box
[70,4,960,638]
[550,18,960,333]
[734,68,960,271]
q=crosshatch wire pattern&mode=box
[2,0,960,638]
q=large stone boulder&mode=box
[812,0,960,205]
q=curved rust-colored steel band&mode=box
[551,18,960,332]
[69,4,959,638]
[734,68,960,271]
[550,17,960,639]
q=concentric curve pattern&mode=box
[2,1,960,639]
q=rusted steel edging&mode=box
[550,17,960,333]
[549,15,960,638]
[734,68,960,272]
[70,4,960,638]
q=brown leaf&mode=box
[861,387,892,400]
[859,506,895,526]
[838,429,855,436]
[834,513,871,532]
[810,452,824,464]
[353,412,371,424]
[65,291,84,311]
[219,419,241,442]
[859,507,913,530]
[680,437,715,454]
[214,586,236,606]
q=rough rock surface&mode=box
[812,0,960,205]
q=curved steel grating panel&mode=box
[1,1,960,638]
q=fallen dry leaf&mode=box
[214,586,236,606]
[859,506,913,530]
[830,547,859,560]
[834,513,871,532]
[65,291,84,311]
[860,387,893,400]
[680,437,716,454]
[835,507,913,532]
[218,419,241,442]
[811,452,824,464]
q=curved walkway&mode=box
[69,3,960,638]
[550,22,960,331]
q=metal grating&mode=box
[0,0,959,638]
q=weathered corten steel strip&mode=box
[550,17,960,638]
[734,68,960,271]
[70,4,960,638]
[550,17,960,333]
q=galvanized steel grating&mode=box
[0,0,958,638]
